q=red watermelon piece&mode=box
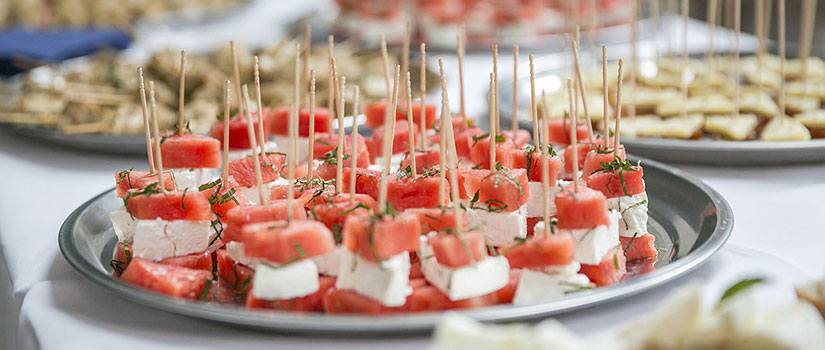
[342,211,421,262]
[227,153,285,188]
[582,146,626,180]
[322,288,405,314]
[495,270,522,304]
[545,118,589,146]
[586,165,646,198]
[209,109,270,150]
[223,200,309,242]
[126,190,214,221]
[199,176,249,222]
[316,164,381,199]
[405,207,467,233]
[115,170,175,198]
[313,133,370,169]
[430,232,487,268]
[619,233,657,261]
[579,246,626,287]
[454,126,485,160]
[554,185,610,229]
[120,258,212,300]
[365,100,437,128]
[461,168,530,212]
[499,233,577,269]
[386,175,445,210]
[469,135,517,169]
[243,220,336,263]
[112,242,213,275]
[501,129,532,148]
[159,133,222,169]
[216,249,255,292]
[510,148,562,182]
[246,276,335,312]
[372,119,418,155]
[400,148,441,173]
[309,193,378,234]
[268,107,331,137]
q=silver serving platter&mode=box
[59,156,732,335]
[1,124,148,155]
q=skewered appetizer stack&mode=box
[108,33,658,314]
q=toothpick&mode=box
[401,21,410,99]
[149,81,166,191]
[779,0,786,119]
[254,55,266,158]
[443,93,462,233]
[630,0,638,119]
[223,80,231,182]
[405,71,417,178]
[336,76,346,193]
[602,46,609,149]
[438,60,449,207]
[488,73,496,171]
[540,108,551,236]
[243,85,266,204]
[378,66,401,214]
[567,79,578,192]
[419,42,428,150]
[307,70,316,180]
[137,67,155,173]
[615,60,624,158]
[492,44,499,136]
[457,34,466,121]
[651,0,660,68]
[529,55,539,147]
[680,0,689,120]
[302,25,311,108]
[328,35,335,116]
[588,0,598,60]
[231,41,245,120]
[733,0,741,118]
[349,85,360,202]
[799,0,817,84]
[705,0,717,75]
[287,44,301,222]
[178,50,186,135]
[512,45,519,134]
[572,41,594,143]
[380,33,392,99]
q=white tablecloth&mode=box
[2,4,824,349]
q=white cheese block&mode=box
[606,193,649,238]
[132,219,175,261]
[335,250,411,307]
[512,269,593,305]
[525,181,560,218]
[761,116,812,141]
[227,141,279,162]
[372,153,406,173]
[109,206,136,241]
[464,204,527,247]
[165,220,211,257]
[274,136,309,164]
[418,234,510,301]
[311,246,343,277]
[240,177,289,204]
[556,211,620,265]
[252,259,319,300]
[170,168,213,190]
[225,241,258,267]
[539,261,582,276]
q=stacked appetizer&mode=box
[109,35,658,314]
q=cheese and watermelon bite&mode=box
[209,109,279,161]
[316,164,381,199]
[386,173,446,210]
[110,241,213,277]
[510,147,563,218]
[405,207,467,233]
[586,161,648,239]
[365,100,437,128]
[242,220,335,304]
[120,258,212,300]
[114,170,175,198]
[461,167,530,246]
[468,136,517,169]
[579,245,627,287]
[336,212,421,307]
[198,176,249,225]
[418,231,510,301]
[620,233,658,261]
[222,199,309,243]
[269,107,331,162]
[227,153,286,204]
[313,133,371,169]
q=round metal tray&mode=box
[58,156,732,335]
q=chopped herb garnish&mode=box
[499,237,527,255]
[341,203,372,216]
[471,133,489,147]
[180,188,188,210]
[199,278,212,301]
[318,146,350,165]
[623,232,639,254]
[562,282,595,294]
[613,250,620,270]
[292,240,307,258]
[396,165,413,180]
[332,224,343,244]
[719,277,765,306]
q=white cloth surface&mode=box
[1,4,825,350]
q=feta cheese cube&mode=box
[132,219,175,261]
[225,241,258,267]
[371,153,406,173]
[170,168,213,190]
[109,206,136,241]
[252,259,319,300]
[275,136,309,164]
[165,220,211,256]
[525,181,567,217]
[464,204,527,247]
[228,141,279,162]
[513,269,593,305]
[311,246,343,276]
[555,211,620,265]
[240,177,289,204]
[607,192,649,238]
[335,250,411,307]
[418,234,510,301]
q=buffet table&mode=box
[1,2,824,349]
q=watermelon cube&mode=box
[429,232,487,268]
[268,107,331,137]
[120,258,212,300]
[209,109,270,150]
[365,100,437,128]
[159,133,222,169]
[386,175,445,210]
[223,200,309,242]
[545,118,589,146]
[309,193,378,233]
[579,246,626,287]
[554,185,610,229]
[342,212,421,262]
[372,119,417,155]
[322,288,405,314]
[405,207,467,233]
[227,153,285,188]
[619,233,657,261]
[400,148,441,173]
[461,168,530,212]
[509,148,562,182]
[313,133,370,169]
[216,249,255,292]
[126,190,214,221]
[498,233,577,269]
[468,136,516,169]
[500,129,532,148]
[115,170,175,198]
[246,276,335,312]
[242,220,336,263]
[582,146,626,180]
[586,164,646,198]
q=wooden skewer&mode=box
[529,55,539,147]
[540,107,551,236]
[349,85,361,202]
[336,76,347,193]
[380,33,392,99]
[650,0,660,68]
[705,0,718,75]
[137,67,155,173]
[492,45,500,137]
[442,88,462,233]
[630,0,637,119]
[779,0,786,120]
[405,71,417,178]
[588,0,598,60]
[223,80,231,182]
[242,85,266,205]
[733,0,741,118]
[755,0,766,91]
[401,21,411,99]
[512,45,519,134]
[457,34,466,121]
[567,79,578,192]
[572,41,594,143]
[419,43,428,150]
[799,0,817,84]
[328,35,336,117]
[254,56,266,158]
[302,25,311,108]
[602,46,610,149]
[680,0,689,120]
[178,50,186,135]
[488,73,496,171]
[614,60,624,158]
[149,81,167,191]
[378,66,401,214]
[438,60,449,207]
[287,44,301,222]
[231,41,245,120]
[307,70,317,180]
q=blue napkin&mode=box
[0,26,131,76]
